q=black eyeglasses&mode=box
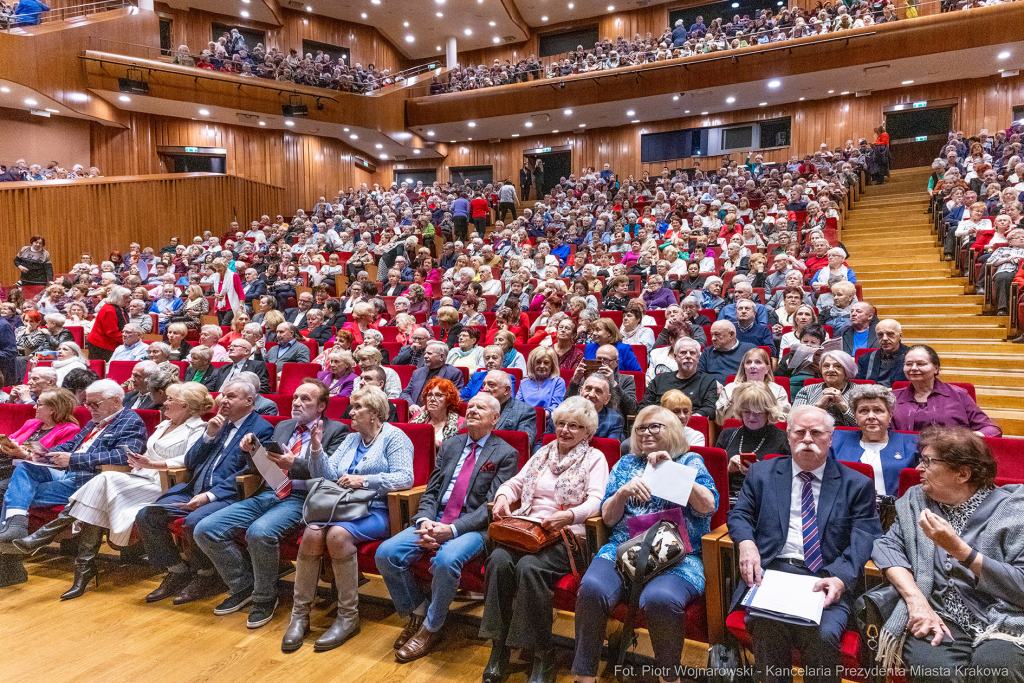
[635,423,665,435]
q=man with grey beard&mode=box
[726,406,881,683]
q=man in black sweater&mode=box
[639,337,718,420]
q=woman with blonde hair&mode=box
[341,302,378,346]
[1,388,81,483]
[210,258,244,325]
[715,382,789,501]
[715,347,791,425]
[516,346,566,417]
[660,389,706,447]
[583,317,642,372]
[13,383,210,599]
[392,313,418,345]
[180,284,209,330]
[352,345,401,398]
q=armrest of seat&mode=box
[702,524,733,645]
[388,485,427,535]
[236,473,264,500]
[1012,282,1020,330]
[100,464,132,473]
[584,515,608,558]
[160,467,188,491]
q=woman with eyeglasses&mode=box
[483,397,609,683]
[573,406,718,683]
[408,377,463,449]
[871,427,1024,679]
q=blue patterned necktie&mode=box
[798,470,823,572]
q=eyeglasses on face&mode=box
[554,420,584,432]
[918,455,947,469]
[635,423,665,435]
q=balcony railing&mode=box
[1,0,135,31]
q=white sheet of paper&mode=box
[641,459,697,507]
[747,569,826,625]
[251,446,290,495]
[509,515,545,524]
[17,459,65,469]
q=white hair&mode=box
[788,405,835,433]
[106,286,131,306]
[226,374,259,399]
[32,366,58,381]
[44,313,66,326]
[426,340,450,356]
[87,379,125,401]
[471,392,501,414]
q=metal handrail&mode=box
[0,0,134,31]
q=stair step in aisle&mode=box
[844,167,1024,437]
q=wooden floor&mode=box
[0,550,706,683]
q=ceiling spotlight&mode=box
[403,21,409,26]
[684,109,690,113]
[118,95,131,102]
[759,102,767,106]
[240,10,249,17]
[578,123,586,127]
[361,12,367,18]
[450,140,456,143]
[568,2,574,6]
[467,137,472,140]
[799,97,805,101]
[998,51,1011,59]
[902,79,914,85]
[343,127,349,131]
[607,4,614,10]
[306,5,313,10]
[511,134,519,137]
[840,91,849,95]
[525,121,533,127]
[437,46,442,50]
[464,28,472,35]
[563,108,572,115]
[631,119,639,123]
[285,120,294,126]
[259,121,266,126]
[541,15,548,21]
[350,134,358,139]
[199,109,210,115]
[371,0,380,4]
[45,108,59,113]
[436,11,442,16]
[672,94,679,101]
[405,35,415,42]
[242,0,249,3]
[700,111,709,115]
[489,20,495,26]
[68,92,89,102]
[380,153,388,159]
[468,121,476,127]
[493,37,500,43]
[732,2,739,6]
[626,109,635,116]
[726,96,735,104]
[427,130,435,136]
[768,79,781,88]
[0,86,9,93]
[828,89,835,94]
[413,149,421,154]
[375,143,383,149]
[552,129,559,133]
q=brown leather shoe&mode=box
[393,614,424,650]
[395,623,443,663]
[172,574,222,605]
[146,571,192,603]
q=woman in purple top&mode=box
[316,349,357,398]
[891,345,1001,437]
[641,274,676,310]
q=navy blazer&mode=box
[726,455,881,610]
[398,364,465,405]
[830,429,919,497]
[164,411,274,503]
[240,279,267,302]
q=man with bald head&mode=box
[719,281,773,326]
[640,337,718,417]
[212,339,271,394]
[855,319,908,387]
[841,301,877,355]
[479,369,537,448]
[698,320,756,386]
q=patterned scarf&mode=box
[410,409,461,442]
[519,439,592,514]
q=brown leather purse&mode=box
[488,517,560,553]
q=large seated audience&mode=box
[0,159,100,182]
[2,122,1023,683]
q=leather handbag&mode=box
[852,583,901,683]
[488,517,561,554]
[301,478,378,529]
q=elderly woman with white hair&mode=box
[86,285,131,362]
[43,312,74,350]
[146,341,177,378]
[791,349,859,426]
[51,341,89,385]
[810,246,857,293]
[573,405,718,683]
[701,275,727,311]
[483,397,610,683]
[352,345,401,397]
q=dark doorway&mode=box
[885,105,954,170]
[450,165,493,187]
[165,155,226,173]
[394,169,437,187]
[211,23,266,54]
[524,151,571,201]
[302,39,350,67]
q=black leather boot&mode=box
[12,510,75,555]
[482,640,511,683]
[525,649,557,683]
[60,523,103,601]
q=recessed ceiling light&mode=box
[759,102,767,106]
[768,79,781,88]
[0,86,9,93]
[68,92,89,102]
[436,11,442,16]
[403,21,409,27]
[426,130,435,136]
[118,95,130,102]
[700,111,709,115]
[468,121,476,127]
[840,91,849,95]
[371,0,380,4]
[493,37,500,43]
[375,143,383,148]
[361,12,367,18]
[467,137,472,140]
[45,108,59,113]
[240,10,249,18]
[259,121,265,126]
[437,46,442,51]
[435,0,444,3]
[578,123,586,127]
[350,134,358,139]
[343,127,350,131]
[552,129,559,133]
[607,4,614,10]
[631,119,639,123]
[541,15,548,21]
[626,109,635,116]
[525,121,533,127]
[902,80,914,85]
[450,140,456,143]
[285,120,294,126]
[488,20,495,26]
[563,108,572,115]
[306,5,313,10]
[828,89,835,94]
[380,153,388,159]
[684,109,690,113]
[511,133,519,137]
[464,28,472,35]
[199,109,210,115]
[568,2,573,6]
[672,94,679,101]
[405,35,415,42]
[732,2,739,6]
[241,0,249,3]
[998,51,1011,59]
[726,97,736,104]
[413,149,421,154]
[799,97,805,101]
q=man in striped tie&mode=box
[727,405,882,683]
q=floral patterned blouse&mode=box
[597,451,718,592]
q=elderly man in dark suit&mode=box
[855,319,906,387]
[398,340,465,410]
[137,379,274,606]
[283,291,316,329]
[727,405,882,683]
[478,369,537,449]
[392,326,432,367]
[239,268,267,312]
[194,378,348,629]
[211,339,272,394]
[376,393,519,663]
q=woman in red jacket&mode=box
[470,192,490,236]
[86,286,130,361]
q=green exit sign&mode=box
[541,147,551,152]
[912,101,927,108]
[184,147,198,152]
[915,136,927,142]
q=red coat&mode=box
[470,197,489,219]
[86,302,124,351]
[1013,258,1024,287]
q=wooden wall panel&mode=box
[0,174,284,283]
[396,72,1024,185]
[89,111,385,210]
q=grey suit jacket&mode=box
[273,417,350,481]
[212,359,272,394]
[411,432,519,537]
[495,398,538,449]
[267,341,311,366]
[398,364,465,405]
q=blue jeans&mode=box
[193,489,305,603]
[375,524,484,633]
[2,462,78,517]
